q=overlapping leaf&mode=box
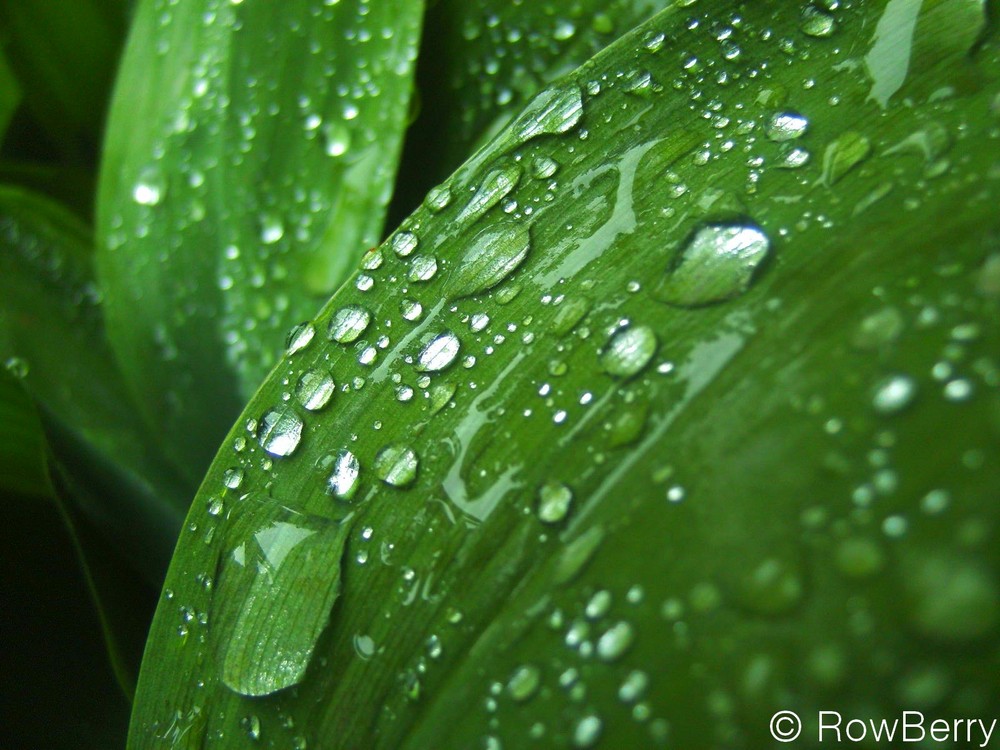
[130,2,1000,748]
[96,0,424,476]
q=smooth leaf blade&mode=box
[131,2,999,748]
[96,0,424,475]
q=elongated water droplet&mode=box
[654,222,771,307]
[600,326,657,378]
[596,621,635,662]
[285,322,315,354]
[416,331,461,372]
[822,131,871,185]
[573,715,603,748]
[327,449,360,500]
[296,369,335,411]
[507,665,541,701]
[373,444,419,487]
[328,305,371,343]
[538,481,573,523]
[445,221,531,300]
[257,406,303,457]
[510,84,584,143]
[872,374,917,414]
[458,163,522,224]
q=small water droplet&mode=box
[373,444,419,487]
[509,84,583,143]
[392,231,419,258]
[531,155,559,179]
[573,715,603,748]
[600,326,657,378]
[260,214,285,244]
[408,255,439,282]
[596,621,635,662]
[285,322,316,354]
[416,331,461,372]
[424,185,452,213]
[801,7,836,37]
[328,305,371,343]
[133,166,165,205]
[400,298,423,321]
[327,449,360,500]
[4,356,28,378]
[872,374,918,414]
[507,664,541,702]
[538,481,573,523]
[223,467,245,490]
[458,163,522,225]
[654,222,771,307]
[257,406,303,457]
[296,369,336,411]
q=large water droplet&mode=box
[327,449,360,500]
[296,369,336,411]
[416,331,461,372]
[373,444,419,487]
[445,221,531,300]
[408,255,439,282]
[766,112,809,142]
[285,322,316,354]
[257,406,303,457]
[457,163,522,225]
[600,326,657,378]
[392,231,419,258]
[509,84,584,143]
[328,305,371,343]
[654,222,771,307]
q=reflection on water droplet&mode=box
[766,112,809,142]
[416,331,461,372]
[296,369,336,411]
[425,185,452,212]
[373,443,419,487]
[408,255,439,282]
[328,305,371,343]
[133,166,165,205]
[260,214,284,244]
[538,481,573,523]
[445,221,531,300]
[510,84,583,143]
[872,374,917,414]
[257,406,303,457]
[401,298,423,321]
[327,449,360,500]
[601,326,657,378]
[223,467,245,490]
[285,322,315,354]
[655,222,771,307]
[392,231,419,258]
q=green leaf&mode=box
[96,0,425,475]
[131,2,999,748]
[0,0,127,163]
[0,185,189,579]
[0,45,21,143]
[390,0,671,219]
[0,369,47,497]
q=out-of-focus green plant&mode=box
[1,1,998,747]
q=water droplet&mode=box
[765,112,809,142]
[285,322,316,354]
[597,621,635,662]
[261,214,285,244]
[207,496,225,516]
[408,255,439,282]
[445,221,531,300]
[392,231,419,258]
[327,449,360,500]
[600,326,657,378]
[400,298,423,321]
[458,163,522,224]
[801,7,836,37]
[257,406,303,457]
[133,166,165,205]
[853,307,904,349]
[507,664,541,701]
[328,305,371,343]
[573,715,603,748]
[509,84,583,143]
[822,131,872,185]
[531,155,559,179]
[537,481,573,523]
[223,467,245,490]
[241,714,261,741]
[737,557,803,615]
[872,374,917,414]
[416,331,461,372]
[373,444,419,487]
[618,670,649,703]
[424,185,452,212]
[296,369,336,411]
[654,222,771,307]
[778,146,811,169]
[322,121,351,157]
[4,356,28,378]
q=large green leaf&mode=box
[0,185,189,579]
[130,1,999,747]
[96,0,424,476]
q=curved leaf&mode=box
[131,2,999,748]
[96,0,425,475]
[0,185,189,579]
